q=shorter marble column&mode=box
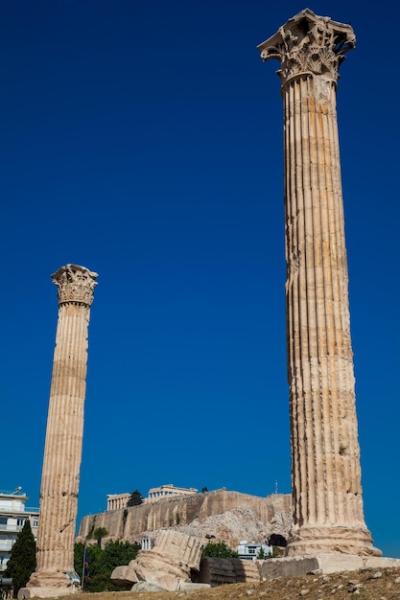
[20,265,97,599]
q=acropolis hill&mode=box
[77,489,292,549]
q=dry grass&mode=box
[54,567,400,600]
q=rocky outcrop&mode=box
[172,506,290,548]
[78,490,291,549]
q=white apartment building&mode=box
[236,540,272,560]
[0,488,39,572]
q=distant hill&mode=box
[77,489,291,549]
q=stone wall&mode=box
[195,557,261,586]
[77,490,291,548]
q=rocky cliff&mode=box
[77,490,291,549]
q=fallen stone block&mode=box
[18,587,77,599]
[110,565,138,584]
[111,530,206,592]
[197,557,261,586]
[259,554,400,578]
[131,582,165,593]
[177,582,211,592]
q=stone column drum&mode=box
[258,10,380,556]
[22,264,98,598]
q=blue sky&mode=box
[1,0,399,556]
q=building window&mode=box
[0,517,7,525]
[17,519,26,527]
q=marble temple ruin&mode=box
[258,9,380,562]
[20,265,98,598]
[15,8,400,595]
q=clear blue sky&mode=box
[1,1,399,557]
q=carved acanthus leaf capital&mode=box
[52,264,98,306]
[258,9,355,86]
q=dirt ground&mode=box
[57,567,400,600]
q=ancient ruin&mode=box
[20,265,98,599]
[258,9,378,559]
[13,9,398,593]
[195,557,261,586]
[111,530,208,592]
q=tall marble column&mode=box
[258,9,380,556]
[23,264,98,597]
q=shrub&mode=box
[202,541,238,558]
[74,540,140,592]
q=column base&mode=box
[18,570,80,599]
[287,525,382,557]
[260,554,400,579]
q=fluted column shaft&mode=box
[26,264,98,593]
[37,302,90,572]
[284,74,375,554]
[258,9,379,556]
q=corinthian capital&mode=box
[258,9,355,86]
[52,264,98,306]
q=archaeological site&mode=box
[78,488,292,550]
[13,7,399,600]
[19,265,98,599]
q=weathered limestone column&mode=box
[23,264,98,597]
[258,9,380,556]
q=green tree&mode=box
[257,546,268,559]
[202,541,238,558]
[200,487,208,493]
[74,540,140,592]
[126,490,143,507]
[5,520,36,597]
[93,527,108,547]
